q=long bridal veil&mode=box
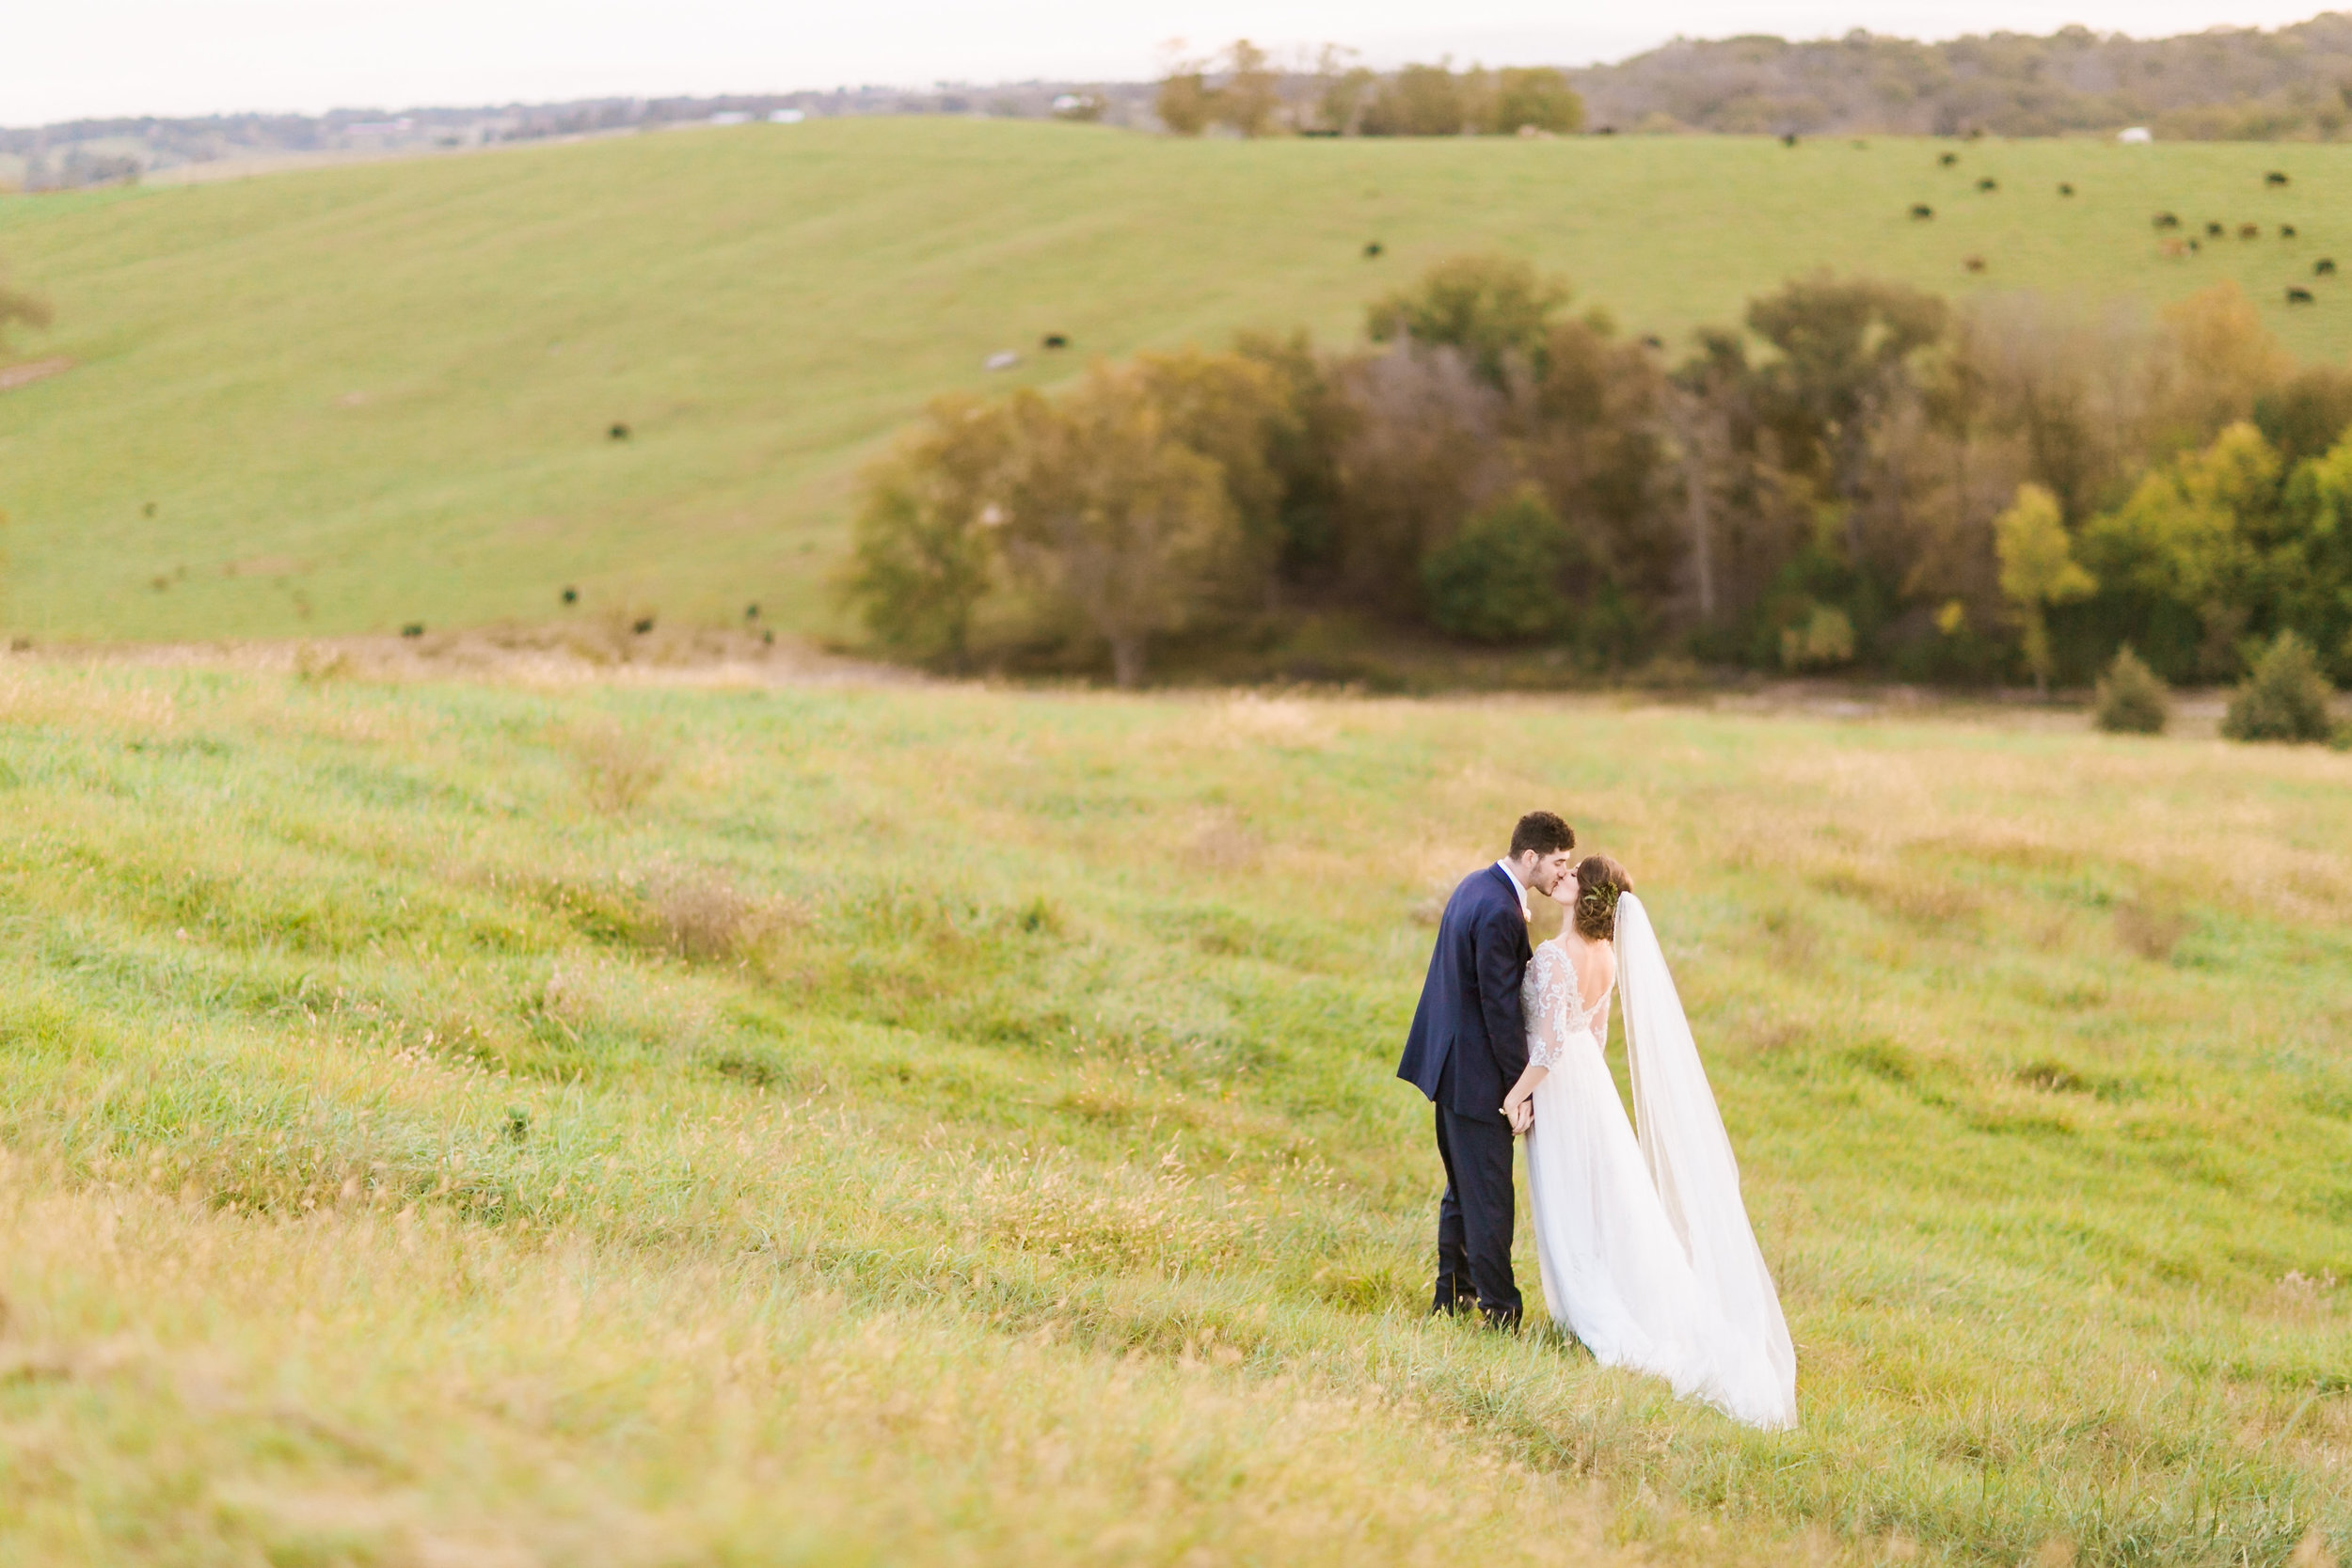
[1615,894,1799,1430]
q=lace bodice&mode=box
[1523,940,1613,1069]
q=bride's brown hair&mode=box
[1572,855,1634,941]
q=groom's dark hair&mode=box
[1508,812,1576,859]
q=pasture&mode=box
[0,119,2346,646]
[0,657,2345,1563]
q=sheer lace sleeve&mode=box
[1522,943,1583,1069]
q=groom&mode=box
[1396,811,1578,1327]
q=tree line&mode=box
[1149,16,2352,143]
[843,254,2352,721]
[1155,44,1583,138]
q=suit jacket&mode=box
[1397,864,1533,1126]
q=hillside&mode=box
[0,659,2344,1561]
[1572,14,2352,140]
[1,117,2347,645]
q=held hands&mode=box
[1502,1091,1534,1137]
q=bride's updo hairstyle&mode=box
[1572,856,1634,942]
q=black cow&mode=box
[609,422,630,440]
[1977,177,1998,192]
[1938,151,1959,166]
[2282,224,2299,239]
[2288,287,2316,305]
[1041,333,1069,349]
[1782,133,1798,147]
[632,617,656,635]
[2319,259,2339,277]
[1363,241,1384,259]
[2204,221,2225,238]
[401,623,424,639]
[1911,203,1934,219]
[561,586,579,606]
[2058,182,2074,197]
[2267,171,2291,186]
[744,603,760,621]
[2153,212,2181,230]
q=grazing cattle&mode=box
[1910,203,1934,219]
[1977,177,1997,191]
[2289,286,2316,305]
[1963,255,1987,274]
[609,422,629,440]
[2204,221,2224,238]
[2159,238,2186,259]
[2058,182,2074,196]
[2267,170,2291,186]
[561,586,579,606]
[401,623,424,639]
[632,617,656,635]
[1363,241,1384,259]
[1938,150,1959,166]
[2153,212,2181,230]
[1781,133,1798,147]
[2281,224,2298,239]
[2319,258,2339,276]
[1041,333,1068,349]
[2240,223,2261,240]
[2189,238,2201,252]
[984,351,1020,371]
[744,603,760,621]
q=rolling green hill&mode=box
[1,662,2346,1562]
[1,118,2345,645]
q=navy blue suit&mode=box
[1397,863,1532,1324]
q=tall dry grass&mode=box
[0,662,2345,1563]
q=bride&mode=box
[1500,856,1798,1430]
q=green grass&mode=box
[0,119,2345,646]
[0,661,2345,1563]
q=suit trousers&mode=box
[1432,1056,1523,1326]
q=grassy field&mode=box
[1,119,2347,647]
[0,656,2344,1563]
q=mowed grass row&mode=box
[0,119,2344,644]
[0,662,2347,1563]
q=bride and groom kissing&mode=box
[1398,812,1799,1430]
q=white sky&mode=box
[8,1,2335,126]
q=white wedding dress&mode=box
[1521,894,1798,1429]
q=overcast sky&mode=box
[9,1,2335,125]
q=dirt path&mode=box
[8,625,924,690]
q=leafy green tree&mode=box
[2080,422,2280,680]
[1361,63,1470,135]
[1130,348,1292,601]
[1367,253,1570,388]
[2094,645,2170,734]
[1155,57,1216,135]
[1995,483,2097,695]
[840,394,1014,670]
[2223,631,2337,742]
[1487,69,1584,133]
[1745,274,1947,555]
[999,364,1242,688]
[2253,364,2352,469]
[1215,40,1283,136]
[1420,484,1571,642]
[1311,48,1378,134]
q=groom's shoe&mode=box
[1479,1304,1523,1332]
[1431,1275,1474,1317]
